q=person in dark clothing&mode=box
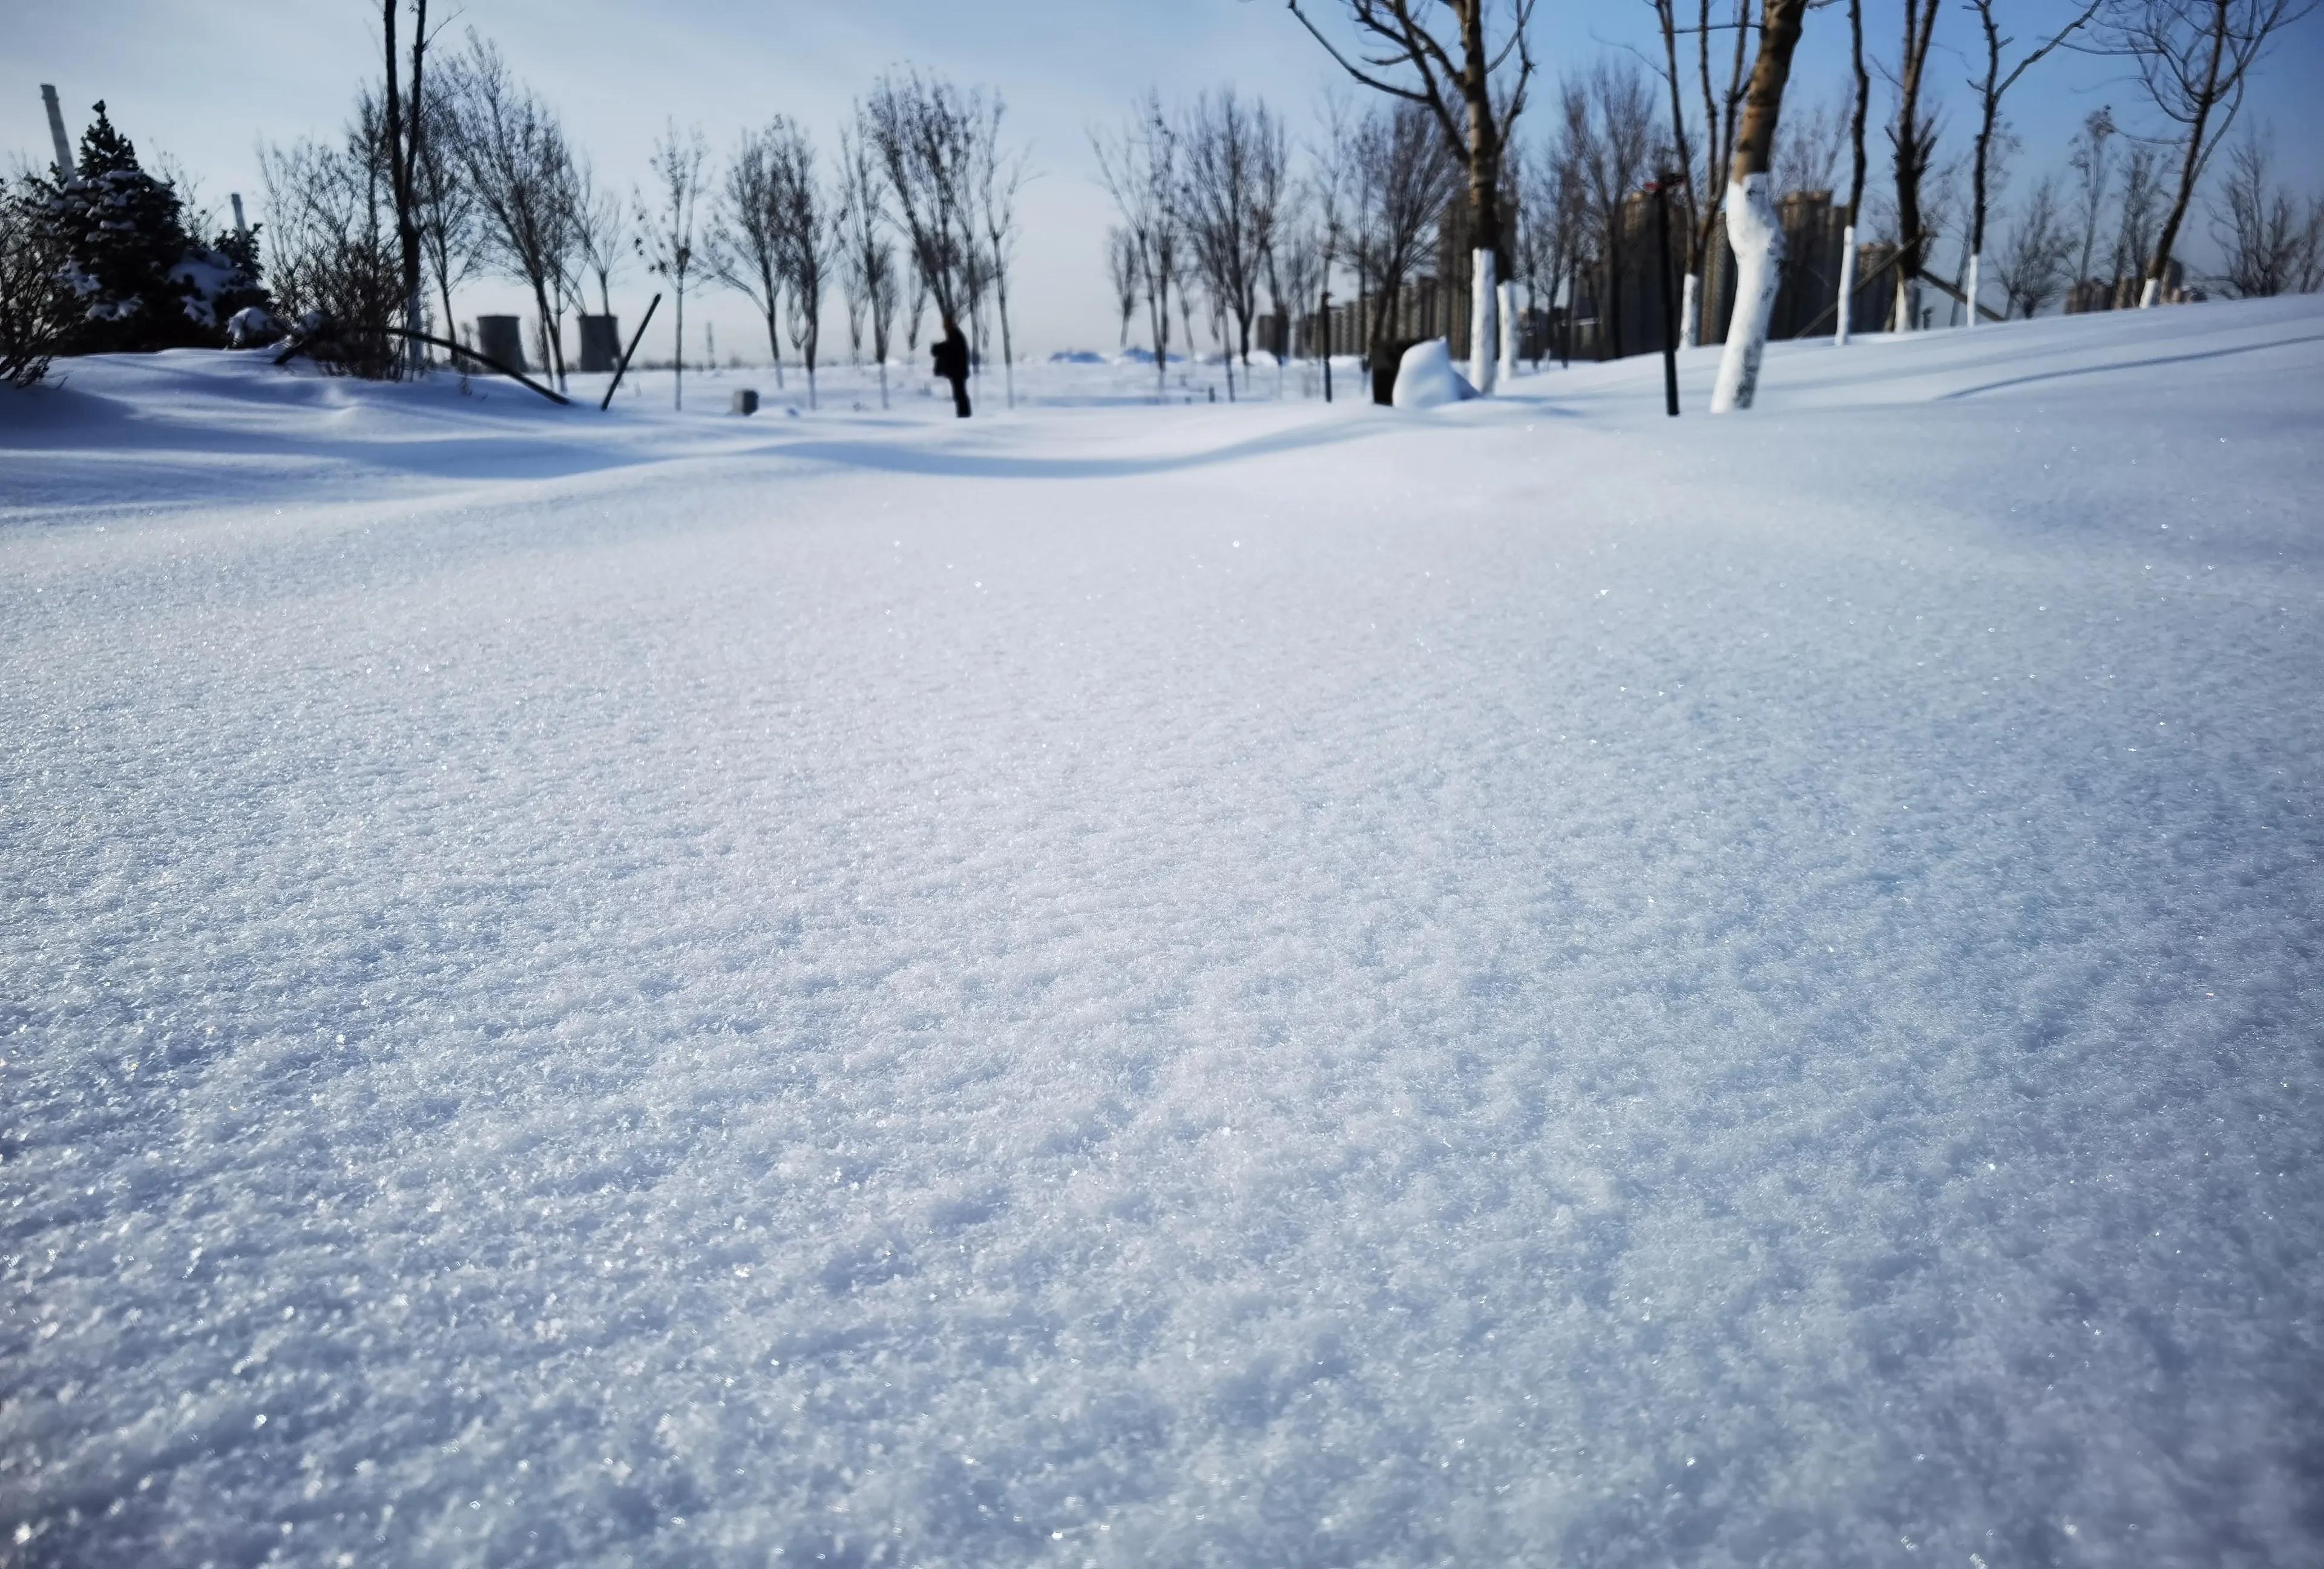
[932,316,971,418]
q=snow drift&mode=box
[4,297,2323,1568]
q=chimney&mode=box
[41,84,74,179]
[231,192,249,242]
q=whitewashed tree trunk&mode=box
[1710,174,1784,414]
[1965,252,1981,327]
[2138,275,2160,308]
[1679,272,1702,349]
[1469,249,1498,395]
[1834,225,1857,347]
[1497,278,1517,381]
[1893,271,1912,333]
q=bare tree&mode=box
[570,157,628,319]
[709,123,787,391]
[453,36,582,387]
[639,122,706,409]
[260,100,404,378]
[410,62,476,357]
[379,0,435,377]
[1649,0,1751,347]
[1519,119,1586,364]
[1994,176,2075,315]
[1963,0,2102,326]
[772,122,838,410]
[1710,0,1810,413]
[0,177,71,385]
[838,122,899,405]
[865,73,982,334]
[2109,141,2166,300]
[1562,59,1658,361]
[1886,0,1944,333]
[1349,100,1462,390]
[2067,107,2118,294]
[1288,0,1537,393]
[1092,94,1184,396]
[1179,89,1284,400]
[970,96,1032,409]
[1835,0,1871,344]
[2208,131,2323,295]
[2094,0,2318,306]
[1106,225,1140,348]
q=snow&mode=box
[1391,336,1477,409]
[4,297,2322,1567]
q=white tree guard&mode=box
[1469,249,1498,395]
[1679,272,1702,350]
[1834,225,1857,347]
[1710,174,1783,414]
[1965,253,1982,327]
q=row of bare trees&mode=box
[255,3,1027,408]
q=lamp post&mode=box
[1319,286,1333,403]
[1646,172,1682,418]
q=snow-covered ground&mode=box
[4,299,2321,1567]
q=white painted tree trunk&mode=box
[1894,271,1913,334]
[1679,272,1701,350]
[1710,174,1783,414]
[1469,249,1498,395]
[1965,253,1982,327]
[2138,275,2160,308]
[1496,278,1517,381]
[1834,225,1857,347]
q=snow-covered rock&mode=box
[224,306,284,349]
[1390,336,1477,409]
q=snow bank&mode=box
[1391,335,1476,408]
[5,298,2323,1567]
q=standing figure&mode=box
[932,317,971,418]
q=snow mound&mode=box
[1391,337,1477,408]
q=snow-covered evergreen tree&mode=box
[33,102,266,354]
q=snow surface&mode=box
[4,300,2323,1567]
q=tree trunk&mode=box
[1712,0,1808,413]
[1891,0,1939,335]
[1837,0,1869,346]
[674,285,684,410]
[1965,252,1983,327]
[1680,272,1702,349]
[1470,249,1497,391]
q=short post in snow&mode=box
[1319,288,1333,404]
[1647,174,1681,418]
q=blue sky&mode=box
[9,1,2322,358]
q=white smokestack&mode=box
[42,85,74,179]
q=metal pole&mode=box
[600,294,663,411]
[41,86,74,179]
[1319,288,1333,403]
[1652,179,1680,418]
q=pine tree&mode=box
[39,102,209,352]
